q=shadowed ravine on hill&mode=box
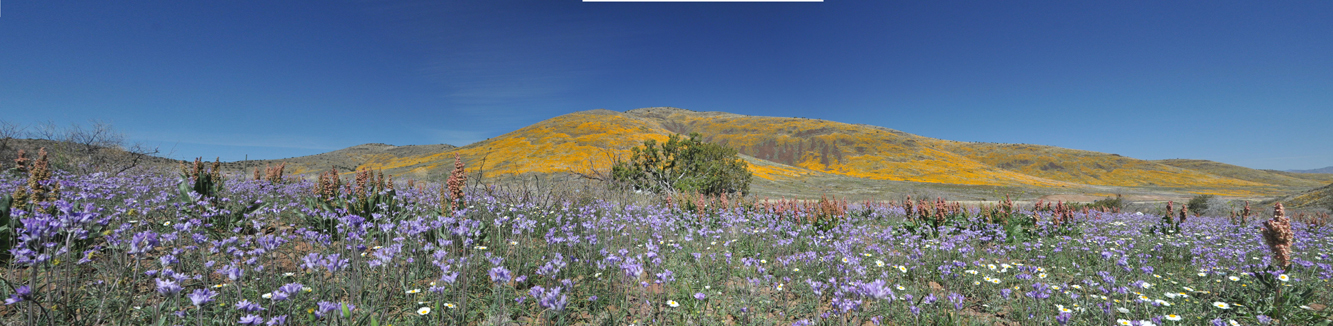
[221,107,1333,201]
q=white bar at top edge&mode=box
[584,0,822,2]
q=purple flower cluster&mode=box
[529,285,568,311]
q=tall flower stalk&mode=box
[1260,203,1294,270]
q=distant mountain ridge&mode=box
[237,107,1329,198]
[1288,166,1333,174]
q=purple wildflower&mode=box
[235,299,265,312]
[656,269,675,284]
[530,286,567,311]
[128,230,159,255]
[217,263,243,281]
[315,301,339,318]
[269,290,290,301]
[266,315,288,325]
[1056,312,1071,325]
[188,288,216,306]
[278,283,304,295]
[694,292,706,300]
[947,292,964,310]
[489,266,512,284]
[301,253,322,271]
[238,314,265,325]
[4,286,31,305]
[322,254,349,272]
[155,278,182,295]
[857,279,893,300]
[1257,315,1273,324]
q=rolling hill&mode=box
[244,107,1329,198]
[1272,181,1333,209]
[1289,166,1333,174]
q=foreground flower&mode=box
[1164,314,1181,321]
[4,286,32,305]
[530,285,568,311]
[155,278,183,295]
[667,300,680,307]
[238,314,264,325]
[1260,203,1294,268]
[417,307,430,315]
[1213,302,1231,309]
[489,266,512,284]
[1277,274,1289,282]
[1256,315,1273,324]
[267,315,288,325]
[236,300,265,312]
[188,289,217,306]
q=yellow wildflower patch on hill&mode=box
[361,110,674,177]
[291,107,1316,198]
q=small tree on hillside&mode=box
[611,133,751,196]
[1188,194,1214,215]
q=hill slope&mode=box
[1289,166,1333,174]
[216,143,457,176]
[1274,182,1333,209]
[1155,159,1333,188]
[623,108,1294,195]
[241,107,1318,198]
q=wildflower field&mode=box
[1,158,1331,325]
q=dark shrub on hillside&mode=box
[1188,194,1214,214]
[1068,194,1124,212]
[611,132,751,196]
[1091,194,1124,211]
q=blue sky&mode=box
[1,1,1330,170]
